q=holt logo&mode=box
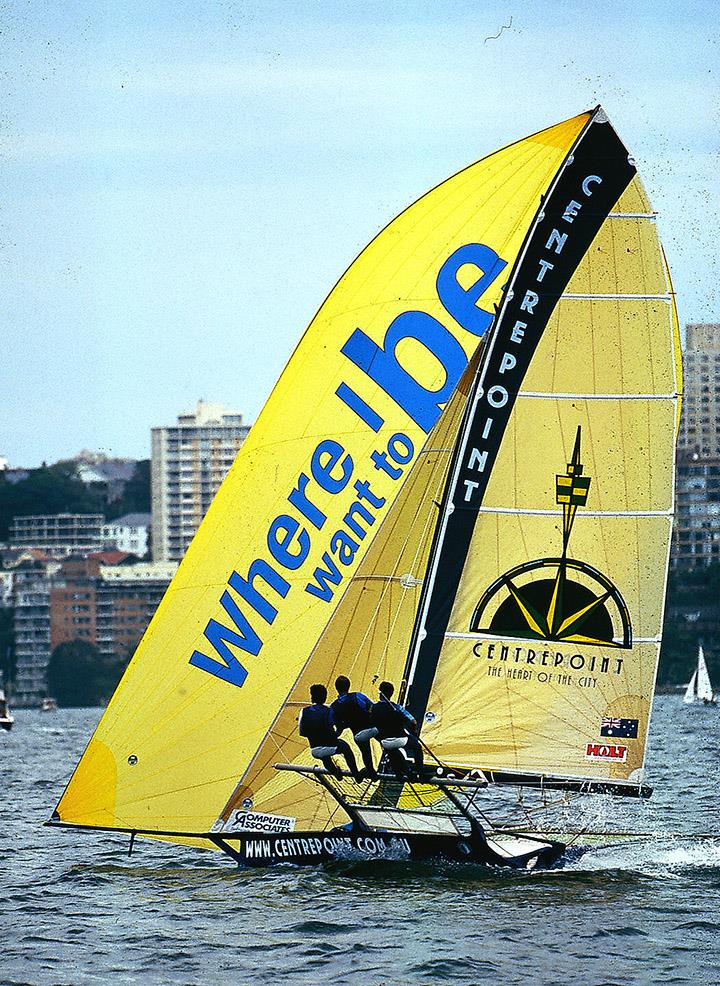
[585,742,627,762]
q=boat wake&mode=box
[562,836,720,875]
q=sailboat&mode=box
[683,646,716,704]
[0,687,14,731]
[48,106,681,869]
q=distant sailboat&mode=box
[49,106,681,869]
[683,646,716,705]
[0,687,14,731]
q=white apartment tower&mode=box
[672,323,720,568]
[678,323,720,455]
[151,401,250,561]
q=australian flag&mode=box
[600,717,639,739]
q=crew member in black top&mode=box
[371,680,424,779]
[298,683,360,779]
[331,675,378,780]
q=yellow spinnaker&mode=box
[55,113,589,837]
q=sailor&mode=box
[298,683,361,780]
[370,681,424,779]
[331,675,379,780]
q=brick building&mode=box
[12,556,176,706]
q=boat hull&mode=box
[0,717,13,731]
[214,828,565,870]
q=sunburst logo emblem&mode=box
[470,427,632,648]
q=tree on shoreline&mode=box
[48,640,128,707]
[0,459,151,539]
[659,563,719,686]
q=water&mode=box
[2,696,719,986]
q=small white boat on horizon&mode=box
[0,686,14,731]
[683,645,717,705]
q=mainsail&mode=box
[405,129,681,789]
[54,112,594,841]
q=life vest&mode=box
[298,703,336,747]
[331,691,373,733]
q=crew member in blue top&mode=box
[298,683,360,780]
[371,680,424,779]
[331,675,379,780]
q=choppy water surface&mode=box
[2,696,719,986]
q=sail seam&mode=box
[473,507,672,517]
[444,631,661,643]
[607,212,657,218]
[517,391,676,400]
[354,574,422,581]
[562,293,671,300]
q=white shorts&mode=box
[311,745,338,759]
[380,736,408,751]
[354,727,379,743]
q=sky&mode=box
[3,0,718,467]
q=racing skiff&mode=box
[49,106,681,870]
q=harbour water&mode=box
[2,696,719,986]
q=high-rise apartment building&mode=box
[49,556,100,652]
[678,323,720,455]
[151,401,250,561]
[672,452,720,568]
[672,323,720,569]
[13,563,56,706]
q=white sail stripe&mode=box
[607,211,657,218]
[443,632,661,643]
[561,293,671,300]
[474,507,672,517]
[517,391,675,400]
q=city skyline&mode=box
[5,1,718,467]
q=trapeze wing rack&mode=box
[273,763,489,789]
[272,763,650,798]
